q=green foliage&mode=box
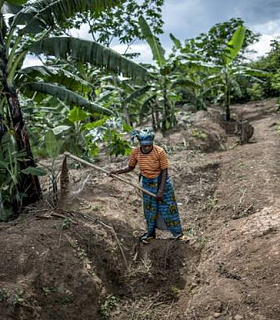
[99,294,117,319]
[138,16,180,132]
[225,25,246,65]
[68,107,89,123]
[21,166,47,176]
[170,20,266,120]
[184,18,260,64]
[29,37,150,82]
[13,0,124,34]
[86,117,132,157]
[191,129,207,140]
[107,132,131,157]
[248,39,280,99]
[170,33,182,50]
[271,71,280,92]
[139,15,166,68]
[45,130,62,158]
[6,0,26,5]
[11,291,25,306]
[18,65,95,94]
[0,131,27,220]
[73,0,164,46]
[0,288,8,302]
[247,83,264,101]
[21,82,113,116]
[1,0,154,217]
[62,218,72,230]
[170,55,221,111]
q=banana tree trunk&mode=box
[0,21,41,208]
[155,99,160,130]
[151,104,157,131]
[4,83,41,204]
[122,102,131,126]
[224,72,231,121]
[162,76,168,132]
[162,76,176,132]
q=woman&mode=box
[110,128,186,244]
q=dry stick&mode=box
[98,220,128,269]
[64,152,156,198]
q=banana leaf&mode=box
[21,82,113,115]
[139,16,166,68]
[225,25,246,65]
[18,65,94,93]
[29,37,150,82]
[13,0,124,34]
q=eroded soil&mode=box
[1,99,280,320]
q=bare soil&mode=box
[1,99,280,320]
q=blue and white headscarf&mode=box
[131,128,155,146]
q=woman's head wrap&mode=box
[131,128,155,146]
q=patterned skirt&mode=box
[141,175,183,237]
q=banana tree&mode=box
[93,74,151,126]
[171,47,224,111]
[0,0,149,213]
[221,25,246,120]
[215,25,268,120]
[139,15,178,132]
[138,19,221,129]
[169,26,268,118]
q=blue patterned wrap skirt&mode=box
[141,175,183,237]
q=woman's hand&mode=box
[108,170,119,176]
[108,166,135,176]
[156,190,164,201]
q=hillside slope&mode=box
[0,100,279,320]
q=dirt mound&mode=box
[163,110,228,153]
[0,210,136,320]
[0,208,200,320]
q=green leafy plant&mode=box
[184,18,260,65]
[0,288,8,302]
[99,294,117,319]
[0,0,150,215]
[42,287,57,296]
[191,129,207,140]
[0,130,46,218]
[86,117,132,158]
[247,83,264,101]
[11,290,25,306]
[62,218,71,230]
[172,20,266,116]
[138,16,179,132]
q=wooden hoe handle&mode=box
[63,152,157,198]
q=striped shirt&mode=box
[129,145,168,179]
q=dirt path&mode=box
[1,100,280,320]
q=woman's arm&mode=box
[110,148,137,175]
[156,168,167,200]
[110,166,135,175]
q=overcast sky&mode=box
[24,0,280,67]
[116,0,280,63]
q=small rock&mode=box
[214,313,221,318]
[234,316,243,320]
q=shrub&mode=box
[247,83,264,101]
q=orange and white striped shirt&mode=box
[129,145,168,179]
